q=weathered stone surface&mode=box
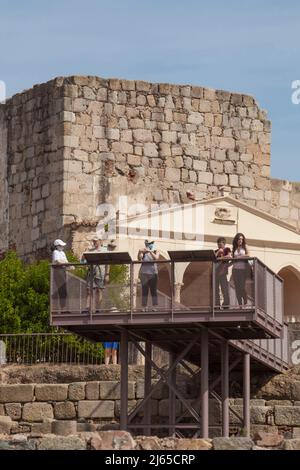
[77,422,97,433]
[37,435,86,450]
[283,439,300,451]
[86,382,100,400]
[98,430,136,450]
[212,437,254,450]
[176,439,212,450]
[135,436,162,450]
[68,382,86,401]
[35,384,68,402]
[99,381,135,400]
[5,403,22,420]
[31,422,52,435]
[53,401,76,420]
[0,385,34,403]
[274,406,300,426]
[78,401,114,418]
[0,435,36,450]
[0,416,14,434]
[52,420,77,436]
[254,431,283,448]
[291,381,300,401]
[22,403,54,422]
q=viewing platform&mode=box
[49,250,288,438]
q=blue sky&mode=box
[0,0,299,181]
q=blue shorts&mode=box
[103,342,119,350]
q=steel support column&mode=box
[221,341,229,437]
[243,352,250,437]
[169,351,176,436]
[144,341,152,436]
[201,329,209,439]
[120,329,128,430]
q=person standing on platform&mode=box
[232,233,250,307]
[51,239,74,311]
[137,240,160,311]
[82,236,109,311]
[215,237,232,309]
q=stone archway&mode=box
[278,266,300,323]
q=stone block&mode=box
[37,435,86,451]
[98,431,136,450]
[115,400,137,418]
[176,439,212,450]
[198,172,213,185]
[35,384,68,402]
[64,135,79,148]
[99,381,135,400]
[0,385,34,403]
[68,382,86,401]
[193,160,207,171]
[291,381,300,400]
[165,167,181,182]
[77,423,97,433]
[187,112,203,125]
[106,128,120,140]
[212,437,254,450]
[5,403,22,421]
[144,143,158,157]
[22,403,54,422]
[52,420,77,436]
[275,406,300,426]
[293,428,300,438]
[86,382,100,400]
[54,402,76,420]
[78,401,115,419]
[283,439,300,451]
[214,174,228,186]
[0,416,13,434]
[31,422,52,435]
[133,129,152,142]
[254,431,283,448]
[162,131,177,143]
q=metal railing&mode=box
[0,333,104,365]
[50,257,283,327]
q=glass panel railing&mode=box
[51,263,131,314]
[213,259,254,310]
[133,260,171,312]
[274,276,283,324]
[255,260,266,312]
[266,269,275,319]
[179,261,212,311]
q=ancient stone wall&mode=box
[2,79,65,260]
[1,75,300,259]
[1,380,300,439]
[0,104,8,256]
[61,76,272,223]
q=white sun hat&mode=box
[53,239,66,247]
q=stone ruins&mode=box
[0,75,299,260]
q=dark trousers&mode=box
[53,268,67,309]
[141,274,158,307]
[233,269,248,305]
[215,274,230,307]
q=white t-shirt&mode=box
[52,250,68,264]
[233,248,247,269]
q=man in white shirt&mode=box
[51,239,70,311]
[82,236,110,311]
